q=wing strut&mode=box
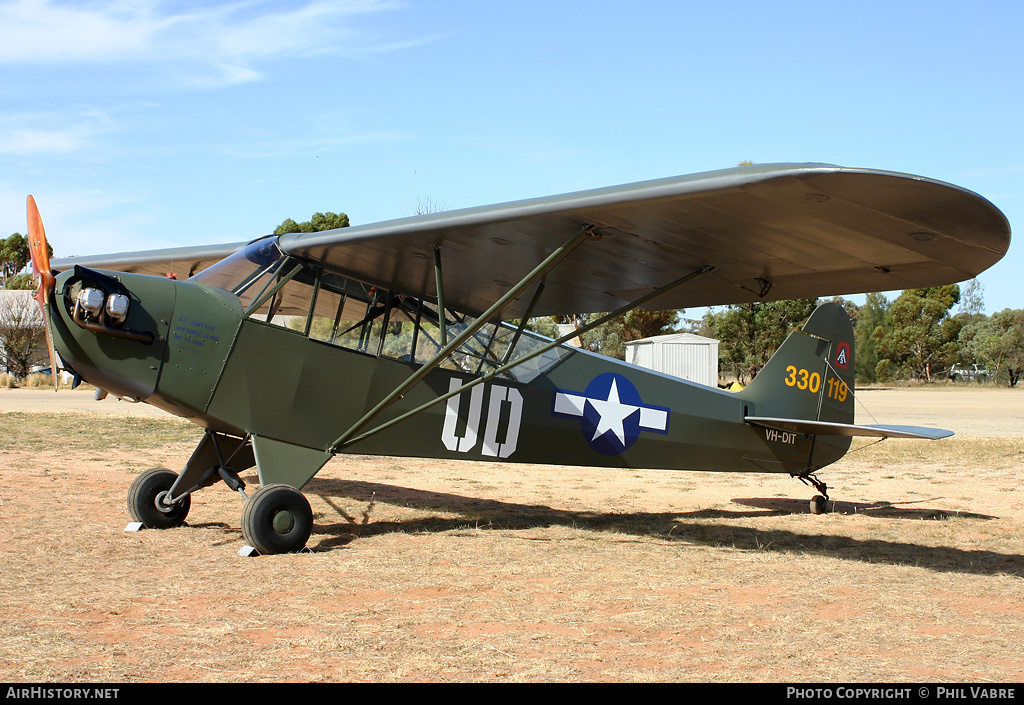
[329,262,715,452]
[328,224,598,451]
[500,281,547,365]
[433,246,447,346]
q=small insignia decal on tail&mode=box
[835,341,851,369]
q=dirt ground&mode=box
[0,385,1022,682]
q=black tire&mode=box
[127,467,191,528]
[241,484,313,554]
[809,495,828,515]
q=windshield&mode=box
[191,238,287,309]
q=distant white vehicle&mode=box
[948,363,992,382]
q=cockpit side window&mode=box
[303,268,573,378]
[308,272,392,355]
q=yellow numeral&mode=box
[784,366,822,394]
[785,365,797,386]
[826,377,849,402]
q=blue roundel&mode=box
[580,373,647,455]
[551,372,671,456]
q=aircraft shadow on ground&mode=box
[305,478,1023,578]
[732,497,996,521]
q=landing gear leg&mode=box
[127,432,254,530]
[797,473,830,515]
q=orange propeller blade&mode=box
[26,195,59,390]
[26,196,54,306]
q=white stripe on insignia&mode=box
[639,407,668,431]
[556,390,668,432]
[554,391,587,416]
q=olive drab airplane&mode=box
[26,163,1011,554]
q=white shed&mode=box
[624,332,719,386]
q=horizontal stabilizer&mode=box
[746,416,954,440]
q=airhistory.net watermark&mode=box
[6,688,119,700]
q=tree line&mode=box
[697,283,1023,387]
[533,282,1023,388]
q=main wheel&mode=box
[810,494,828,515]
[241,484,313,554]
[127,467,191,528]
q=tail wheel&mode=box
[241,484,313,554]
[798,473,831,515]
[128,467,191,528]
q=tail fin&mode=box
[736,302,855,425]
[735,303,951,475]
[736,302,856,470]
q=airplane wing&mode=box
[746,416,954,440]
[51,163,1010,318]
[52,241,247,280]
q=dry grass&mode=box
[0,373,78,389]
[24,373,81,389]
[0,411,1022,682]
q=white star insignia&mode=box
[585,378,640,444]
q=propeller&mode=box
[26,196,59,390]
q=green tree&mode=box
[579,313,628,359]
[2,233,53,289]
[274,212,350,235]
[854,292,887,383]
[873,285,961,381]
[621,309,679,343]
[4,272,36,290]
[704,298,818,383]
[1,233,29,284]
[961,308,1024,387]
[949,278,987,367]
[531,308,680,361]
[958,278,985,316]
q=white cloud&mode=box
[0,186,149,257]
[0,128,82,154]
[0,0,405,86]
[221,129,406,158]
[0,108,115,155]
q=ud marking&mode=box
[764,428,798,444]
[441,378,523,458]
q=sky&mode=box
[1,0,1021,315]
